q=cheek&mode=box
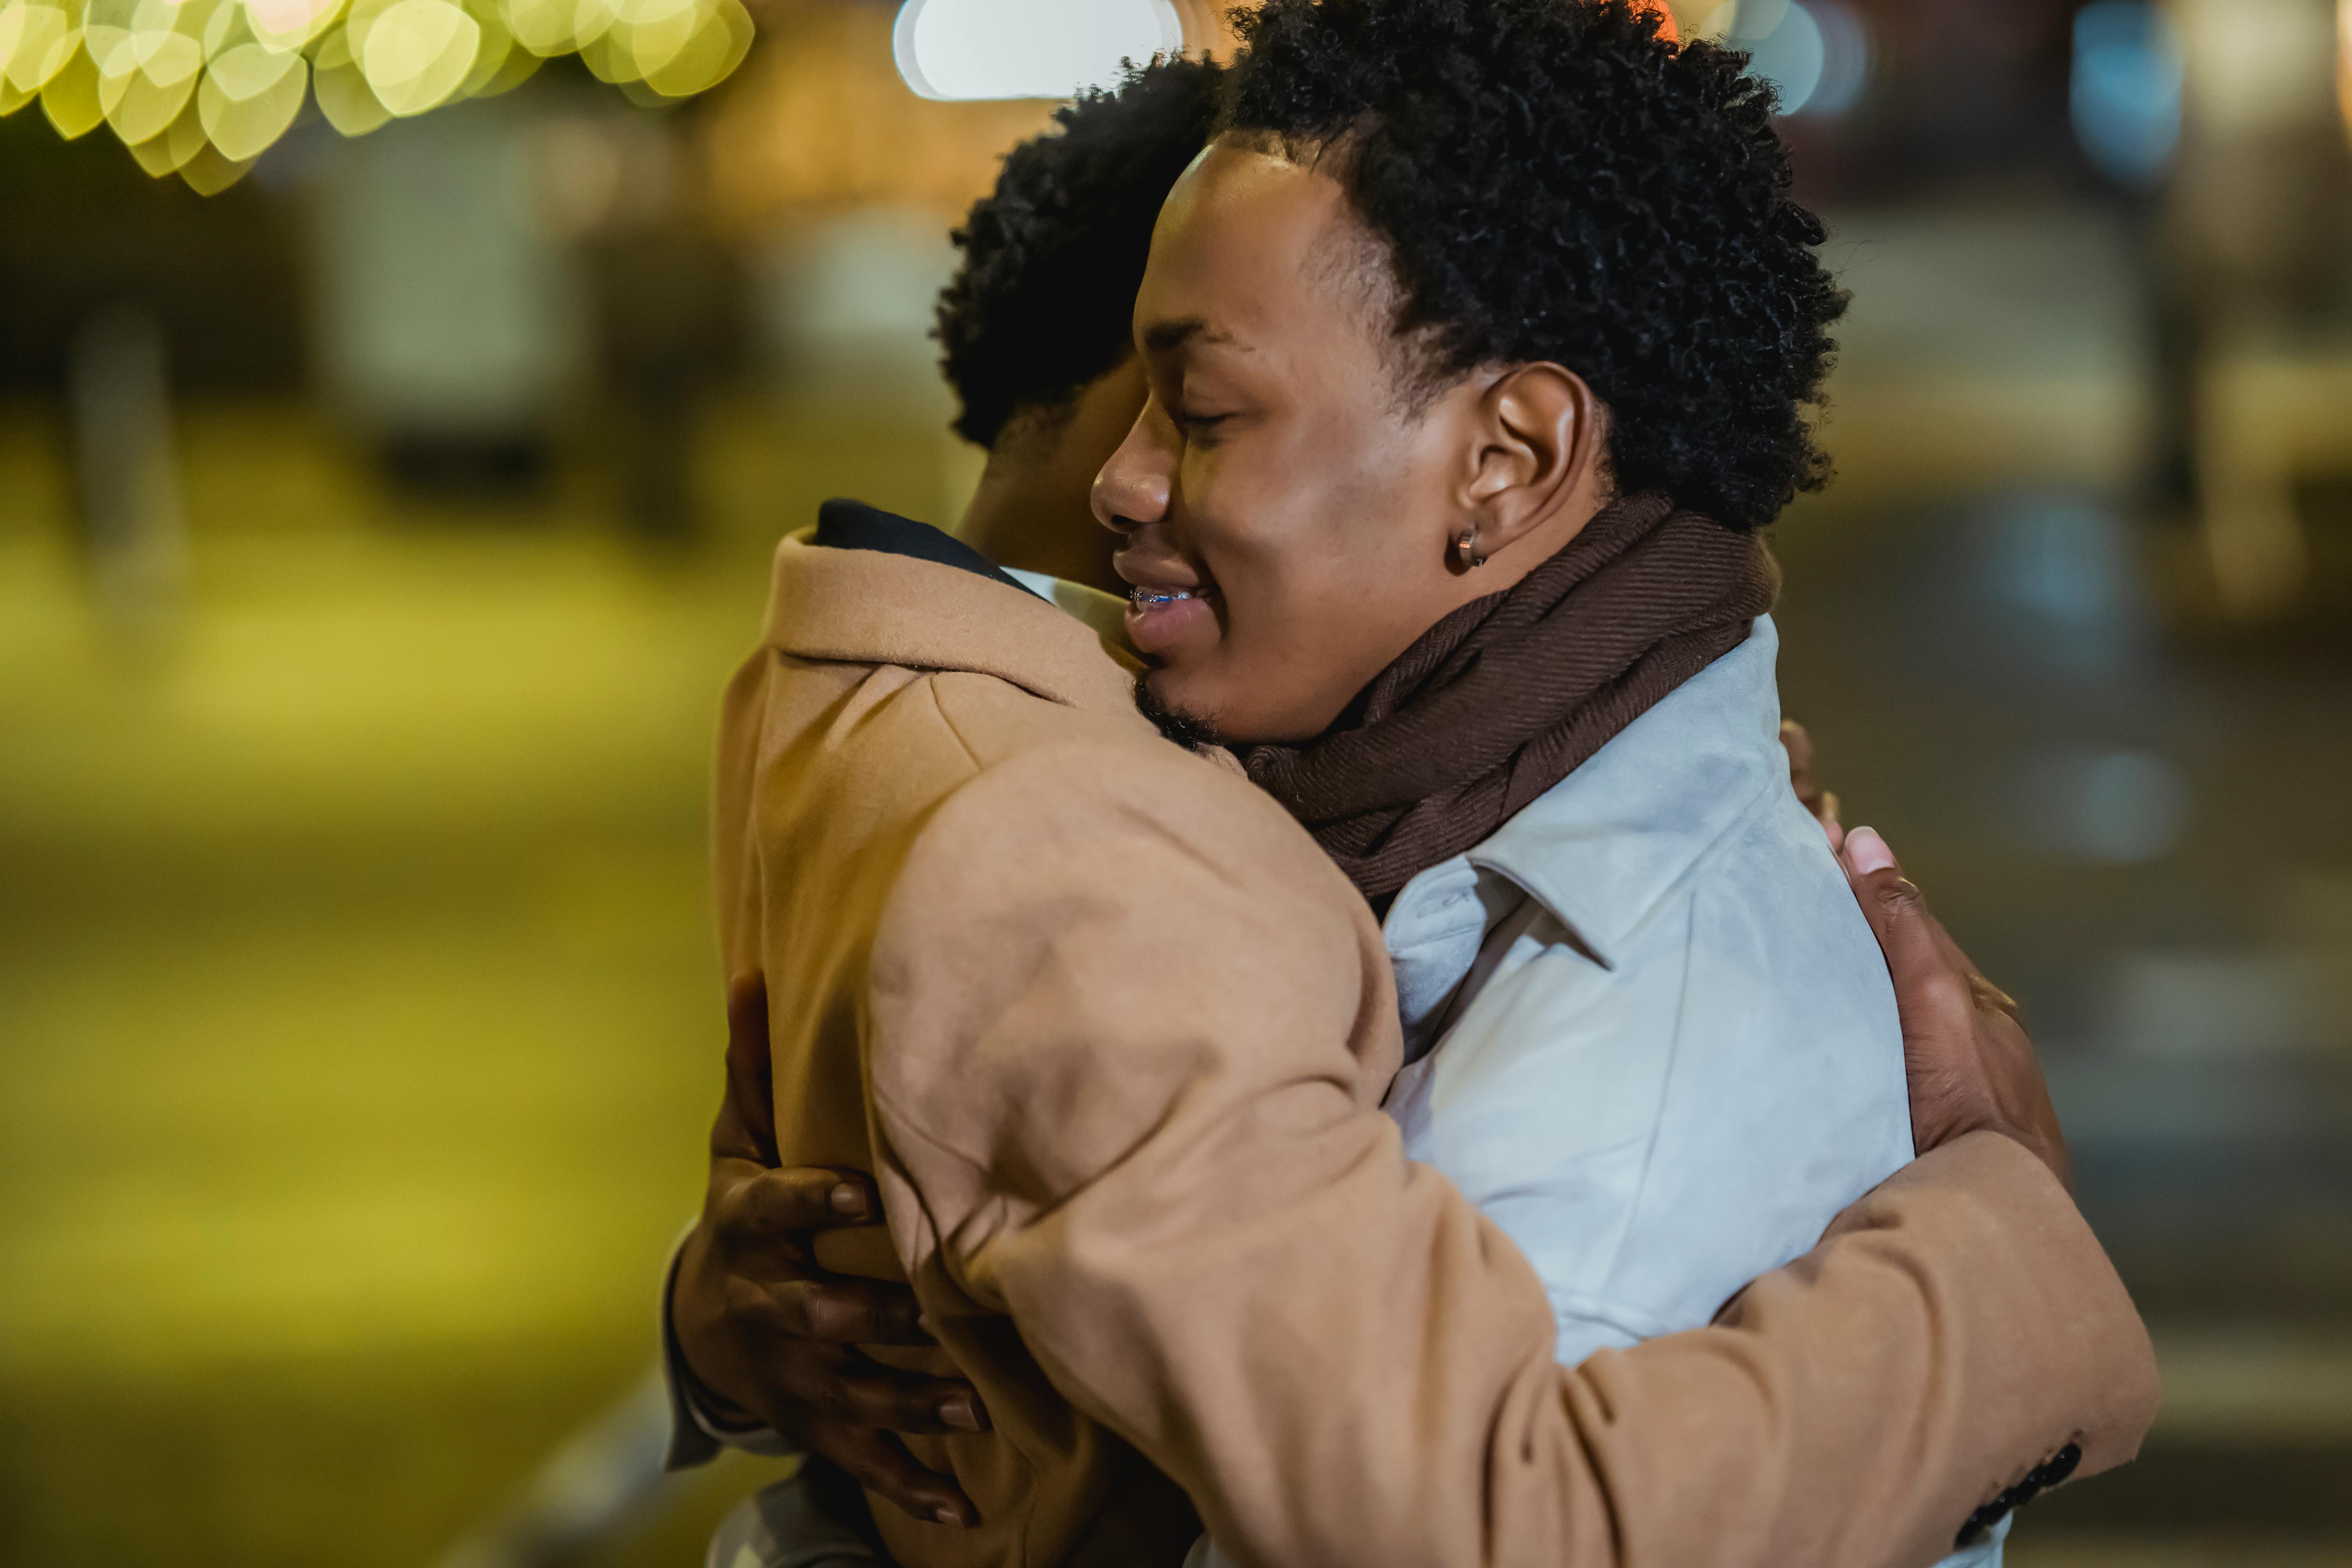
[1173,438,1449,740]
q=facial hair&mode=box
[1133,671,1227,754]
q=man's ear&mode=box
[1459,363,1604,552]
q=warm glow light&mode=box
[358,0,479,115]
[2339,0,2351,149]
[198,42,304,158]
[0,0,755,191]
[2,1,83,98]
[893,0,1184,102]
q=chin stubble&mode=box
[1133,672,1227,755]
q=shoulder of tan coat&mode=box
[761,528,1143,715]
[858,733,1399,1250]
[870,730,1380,978]
[875,729,1374,964]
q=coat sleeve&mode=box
[864,740,2159,1568]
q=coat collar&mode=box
[1388,616,1786,976]
[762,503,1143,717]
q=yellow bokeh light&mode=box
[245,0,339,51]
[576,0,681,84]
[97,42,203,145]
[198,39,303,158]
[359,0,477,115]
[311,21,389,134]
[40,37,103,134]
[2,0,758,189]
[499,0,552,53]
[453,0,519,96]
[3,0,86,95]
[124,84,205,170]
[180,134,253,189]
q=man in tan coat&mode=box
[682,498,2157,1568]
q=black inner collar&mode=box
[813,499,1042,601]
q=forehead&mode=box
[1138,140,1370,352]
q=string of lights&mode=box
[0,0,754,192]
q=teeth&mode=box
[1129,587,1199,608]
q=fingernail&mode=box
[940,1394,985,1431]
[829,1183,867,1218]
[933,1506,963,1527]
[1847,826,1894,875]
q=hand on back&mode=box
[670,978,989,1528]
[1838,826,2072,1189]
[1782,720,2066,1183]
[677,735,2070,1509]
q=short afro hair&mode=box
[1224,0,1847,529]
[936,56,1224,450]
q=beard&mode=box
[1133,671,1227,754]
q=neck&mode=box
[955,456,1123,593]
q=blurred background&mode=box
[1,0,2348,1563]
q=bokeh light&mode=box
[2339,0,2351,150]
[892,0,1185,102]
[1702,0,1872,120]
[2072,0,2185,191]
[0,0,754,192]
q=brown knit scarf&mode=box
[1243,491,1780,902]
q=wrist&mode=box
[677,1345,768,1434]
[669,1230,770,1434]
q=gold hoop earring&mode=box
[1457,528,1486,568]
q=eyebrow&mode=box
[1140,317,1234,356]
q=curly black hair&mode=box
[935,56,1224,450]
[1224,0,1847,529]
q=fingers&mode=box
[719,1165,881,1239]
[1841,829,2000,998]
[797,1355,989,1436]
[1842,827,1983,1153]
[1779,718,1816,787]
[1840,828,1951,1001]
[808,1424,982,1528]
[764,1275,935,1347]
[1781,721,1845,848]
[1840,828,2071,1186]
[1840,831,1973,1030]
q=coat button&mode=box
[2032,1442,2083,1490]
[1954,1443,2085,1549]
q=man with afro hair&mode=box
[1094,2,2105,1560]
[933,54,1224,593]
[665,9,2153,1568]
[1212,0,1843,534]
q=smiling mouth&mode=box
[1127,585,1216,609]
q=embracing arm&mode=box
[863,742,2156,1568]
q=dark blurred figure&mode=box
[592,227,740,546]
[67,305,187,654]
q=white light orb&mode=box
[893,0,1185,102]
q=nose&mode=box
[1092,397,1177,536]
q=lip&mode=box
[1115,548,1220,659]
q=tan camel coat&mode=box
[710,518,2158,1568]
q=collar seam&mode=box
[1471,768,1782,966]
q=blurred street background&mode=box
[2,0,2349,1563]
